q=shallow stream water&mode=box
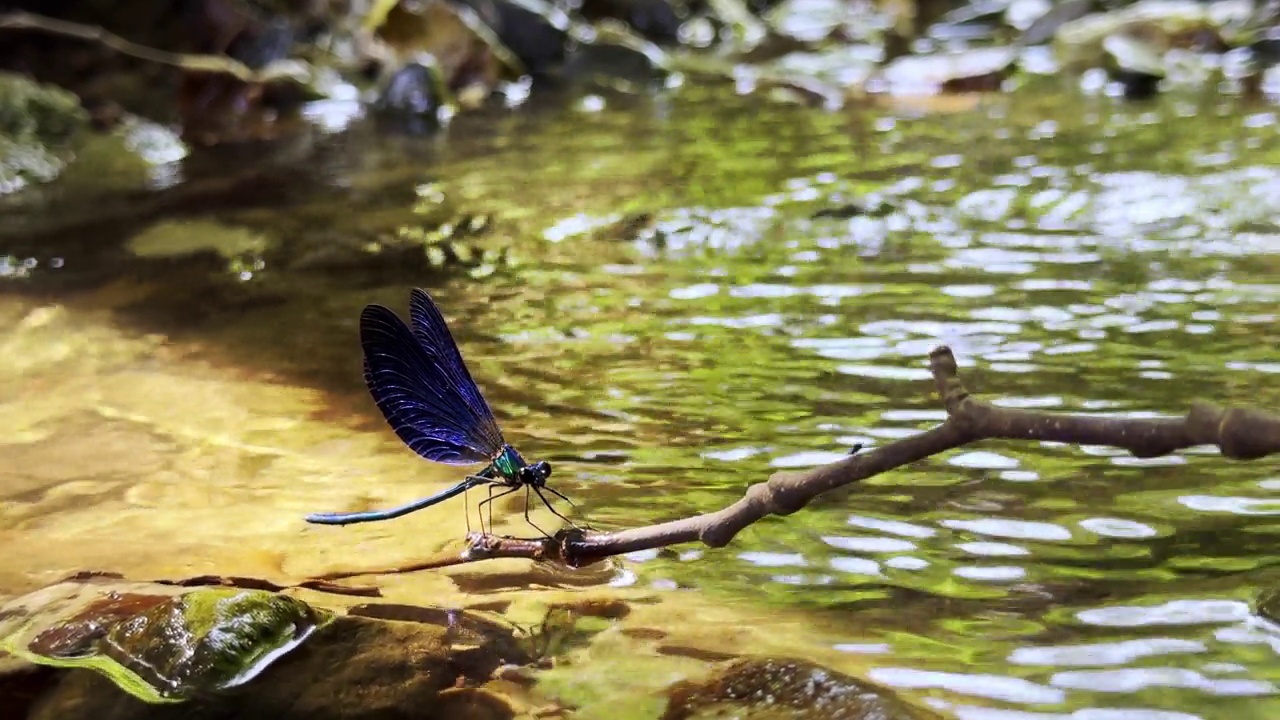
[2,82,1279,719]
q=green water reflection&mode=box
[2,85,1279,718]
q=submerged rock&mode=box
[662,657,942,720]
[457,0,571,78]
[0,576,550,719]
[379,61,448,120]
[577,0,684,44]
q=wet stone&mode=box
[1,577,543,720]
[454,0,569,78]
[27,592,171,658]
[578,0,683,44]
[661,657,943,720]
[95,590,327,699]
[3,583,331,704]
[379,62,446,118]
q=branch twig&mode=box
[313,345,1280,580]
[0,11,311,84]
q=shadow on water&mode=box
[3,82,1280,718]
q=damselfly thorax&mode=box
[466,444,573,537]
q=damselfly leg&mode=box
[522,486,553,539]
[459,475,501,534]
[464,482,471,534]
[477,483,522,535]
[533,485,580,529]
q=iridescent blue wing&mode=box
[407,288,507,441]
[360,291,506,465]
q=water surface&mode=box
[2,84,1279,719]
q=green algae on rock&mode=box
[0,73,86,145]
[1,584,331,704]
[20,600,547,720]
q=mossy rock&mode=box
[1,582,332,704]
[1,576,537,720]
[0,73,92,194]
[0,73,88,146]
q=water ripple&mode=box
[868,668,1066,704]
[1077,601,1252,628]
[1049,668,1275,696]
[823,535,917,553]
[1178,495,1280,515]
[848,515,936,538]
[1009,638,1206,667]
[941,519,1073,542]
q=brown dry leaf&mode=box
[375,0,524,100]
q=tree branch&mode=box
[0,11,311,84]
[312,345,1280,580]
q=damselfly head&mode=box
[520,461,552,486]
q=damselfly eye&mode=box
[523,461,552,484]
